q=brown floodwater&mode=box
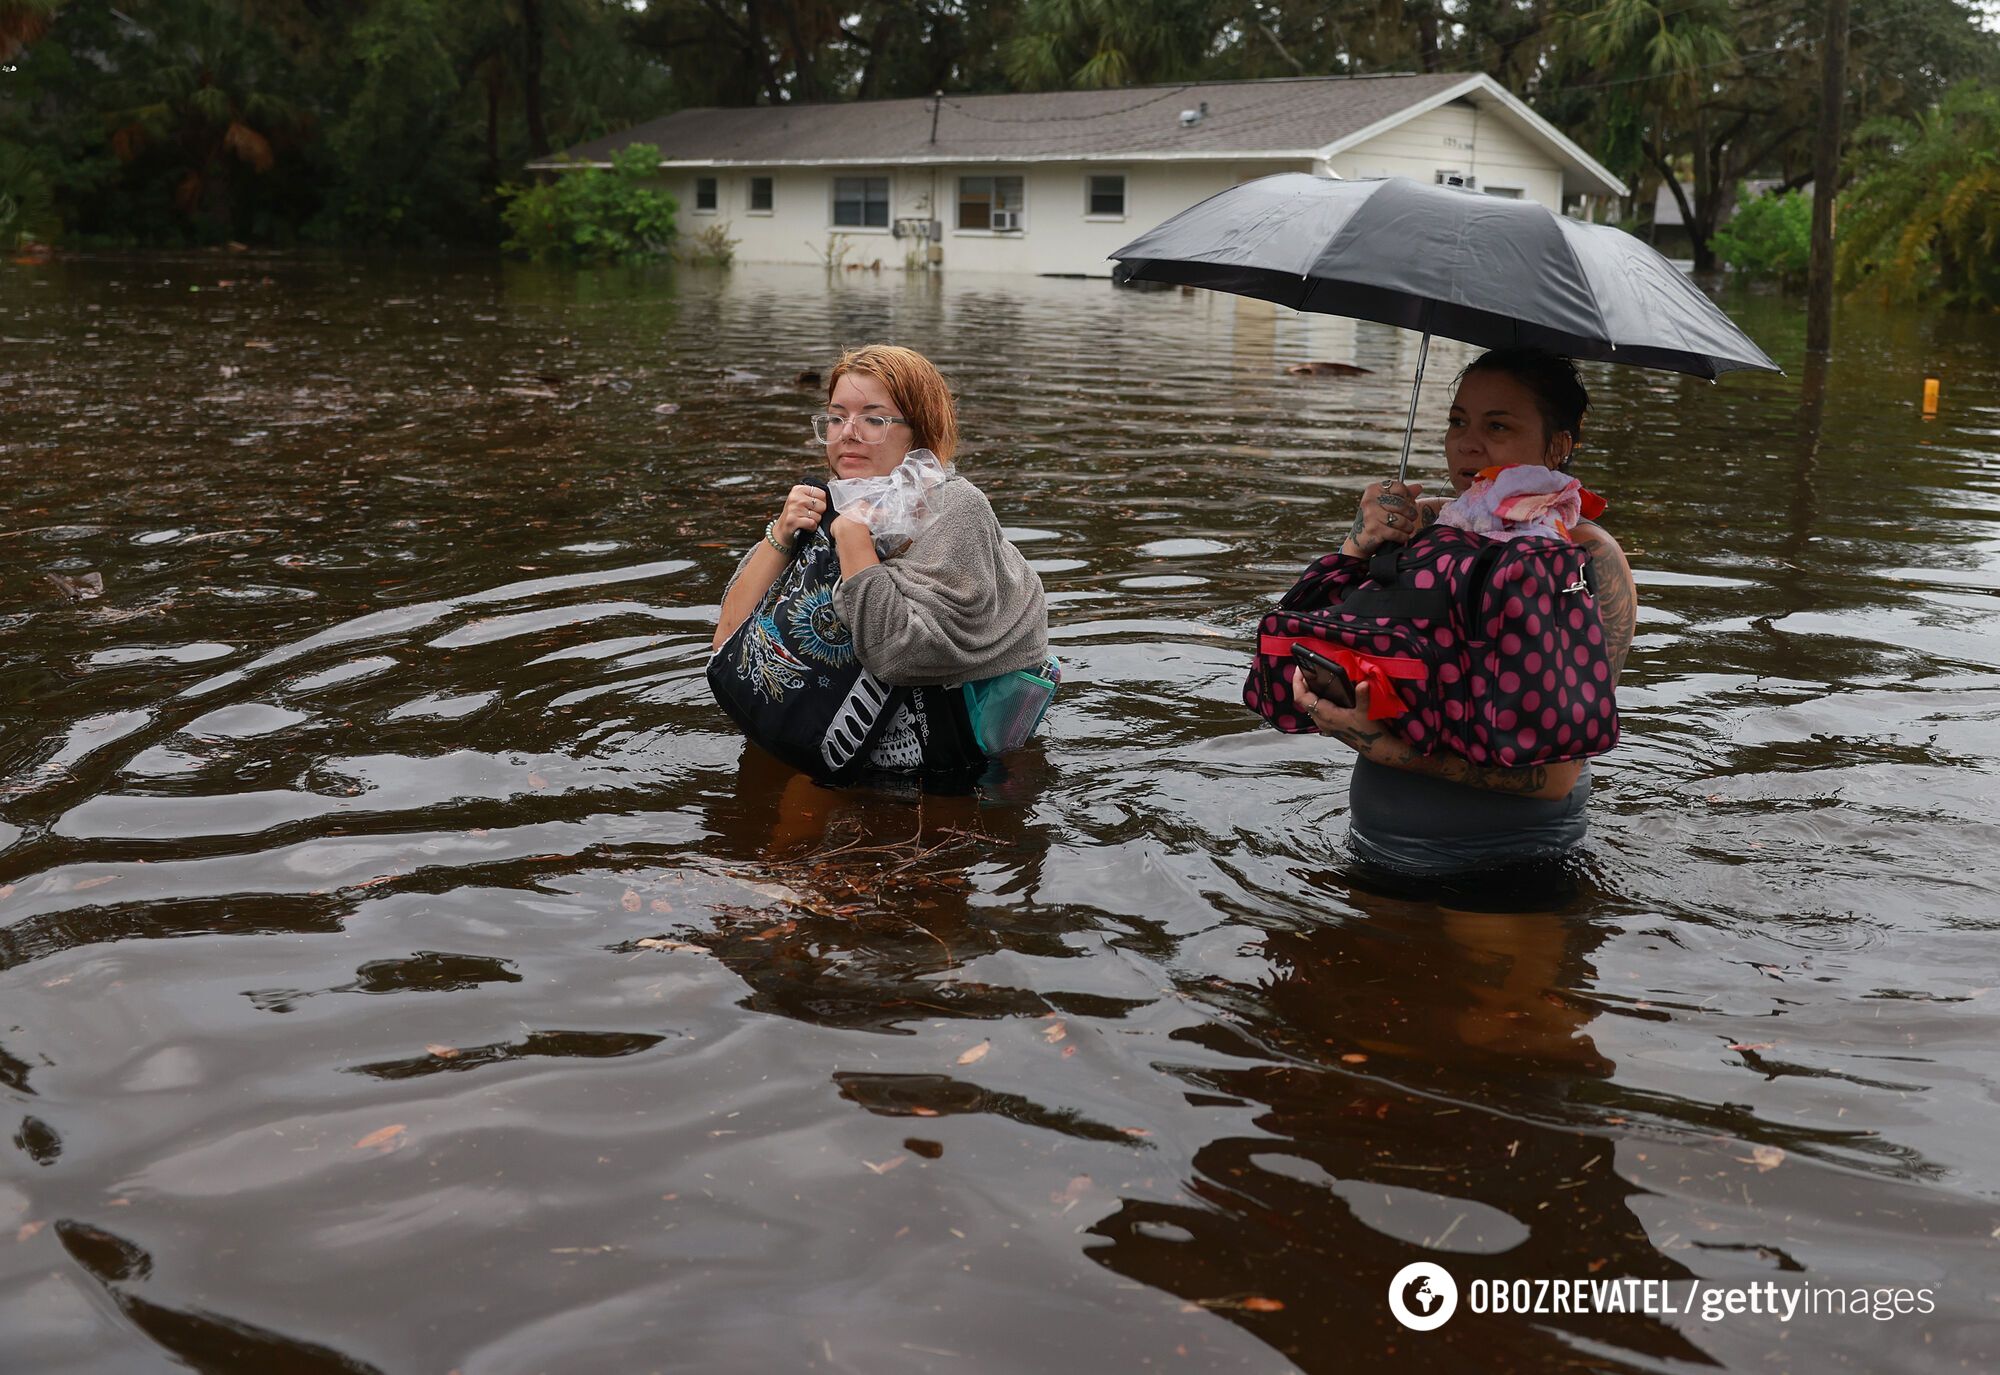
[2,255,1997,1373]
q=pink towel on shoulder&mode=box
[1436,464,1594,542]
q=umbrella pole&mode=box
[1394,329,1433,486]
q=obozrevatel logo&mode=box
[1388,1262,1459,1331]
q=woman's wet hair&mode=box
[1460,348,1589,471]
[826,344,959,463]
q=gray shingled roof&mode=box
[537,74,1479,167]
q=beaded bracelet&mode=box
[763,519,792,556]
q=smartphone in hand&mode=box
[1290,644,1356,709]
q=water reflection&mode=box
[1090,903,1712,1371]
[4,258,2000,1372]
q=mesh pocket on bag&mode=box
[962,659,1060,755]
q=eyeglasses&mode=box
[811,412,909,444]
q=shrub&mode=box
[498,143,676,263]
[1712,183,1811,284]
[0,140,59,247]
[676,221,738,267]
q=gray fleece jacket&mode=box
[725,474,1048,688]
[833,475,1048,686]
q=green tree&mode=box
[0,0,62,60]
[1838,80,2000,308]
[624,0,1014,107]
[0,138,57,245]
[1537,0,1997,270]
[316,0,484,242]
[1005,0,1215,90]
[1712,182,1812,283]
[1552,0,1748,267]
[95,1,309,240]
[498,140,677,261]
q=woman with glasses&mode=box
[712,344,1048,777]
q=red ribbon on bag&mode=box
[1260,635,1426,720]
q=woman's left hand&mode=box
[1291,665,1378,749]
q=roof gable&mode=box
[1314,74,1626,198]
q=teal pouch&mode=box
[961,657,1060,756]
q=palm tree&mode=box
[103,3,301,234]
[1005,0,1215,90]
[0,0,62,62]
[1838,81,2000,308]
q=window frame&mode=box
[693,175,719,214]
[829,174,892,231]
[955,173,1027,235]
[1084,172,1127,221]
[747,175,774,215]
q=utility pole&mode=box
[1805,0,1850,356]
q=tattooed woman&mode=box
[1289,349,1638,874]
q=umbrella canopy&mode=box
[1114,174,1782,479]
[1113,174,1779,481]
[1112,173,1779,379]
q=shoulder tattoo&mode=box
[1576,527,1636,683]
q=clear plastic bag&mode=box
[827,449,955,558]
[961,657,1060,755]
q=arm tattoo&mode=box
[1347,503,1375,554]
[1446,758,1552,794]
[1347,722,1556,794]
[1329,721,1388,752]
[1578,531,1637,684]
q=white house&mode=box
[532,73,1628,277]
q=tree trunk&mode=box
[485,64,502,182]
[522,0,550,158]
[1806,0,1850,355]
[779,1,819,102]
[855,14,893,100]
[1689,116,1716,271]
[1651,148,1700,262]
[1414,3,1441,73]
[741,0,783,104]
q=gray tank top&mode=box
[1347,755,1590,876]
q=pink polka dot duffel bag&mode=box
[1242,524,1620,767]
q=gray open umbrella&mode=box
[1111,173,1780,479]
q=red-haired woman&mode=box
[712,344,1048,777]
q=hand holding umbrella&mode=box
[1347,477,1427,558]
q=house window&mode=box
[695,176,718,212]
[1087,174,1125,218]
[748,176,774,213]
[832,176,889,228]
[959,175,1024,232]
